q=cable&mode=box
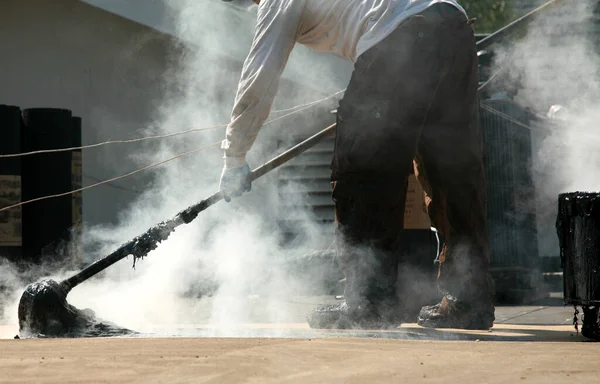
[0,89,345,159]
[269,89,345,114]
[0,140,222,213]
[0,90,346,212]
[478,65,509,94]
[479,103,538,132]
[483,103,600,144]
[0,96,567,214]
[82,173,143,194]
[6,91,547,212]
[0,125,226,158]
[0,124,227,159]
[261,95,340,126]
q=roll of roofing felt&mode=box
[70,116,83,265]
[21,108,74,264]
[0,104,23,263]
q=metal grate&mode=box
[277,101,540,266]
[276,136,336,247]
[275,100,543,302]
[275,133,432,245]
[480,99,539,270]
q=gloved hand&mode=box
[219,161,252,202]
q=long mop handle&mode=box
[61,123,337,291]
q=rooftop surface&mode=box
[1,299,596,383]
[0,295,583,340]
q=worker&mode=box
[218,0,496,330]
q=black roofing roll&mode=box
[21,108,74,263]
[557,192,600,305]
[70,116,83,265]
[0,105,23,262]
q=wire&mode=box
[478,66,509,94]
[0,89,345,159]
[261,94,340,126]
[0,140,222,213]
[483,103,600,144]
[0,90,346,212]
[0,125,226,159]
[82,173,143,194]
[269,89,345,114]
[479,103,538,132]
[5,91,549,213]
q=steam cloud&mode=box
[66,0,341,336]
[1,0,341,337]
[492,0,600,257]
[3,0,598,338]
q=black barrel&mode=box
[0,105,23,262]
[557,192,600,305]
[21,108,74,263]
[70,116,83,265]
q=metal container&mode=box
[556,192,600,305]
[21,108,75,263]
[0,105,23,262]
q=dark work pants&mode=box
[331,4,494,315]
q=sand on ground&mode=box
[1,334,599,384]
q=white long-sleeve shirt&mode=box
[222,0,467,167]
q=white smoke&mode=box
[1,0,343,338]
[490,0,600,257]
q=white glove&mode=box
[219,161,251,202]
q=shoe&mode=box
[417,294,494,330]
[307,300,400,330]
[581,323,600,341]
[307,301,352,329]
[581,307,600,341]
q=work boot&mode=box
[581,322,600,341]
[581,306,600,341]
[307,300,401,330]
[417,294,495,330]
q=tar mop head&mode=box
[17,279,133,338]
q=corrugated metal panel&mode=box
[277,101,543,302]
[278,101,540,270]
[480,99,539,270]
[275,135,434,237]
[275,131,439,305]
[276,136,336,246]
